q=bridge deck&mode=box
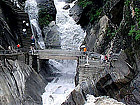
[37,49,82,60]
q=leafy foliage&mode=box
[89,8,102,22]
[106,26,116,39]
[78,0,92,8]
[124,0,130,6]
[128,25,140,40]
[128,7,140,40]
[78,0,103,23]
[38,8,53,28]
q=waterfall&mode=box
[24,0,126,105]
[25,0,45,49]
[42,0,86,105]
[55,0,85,50]
[25,0,85,104]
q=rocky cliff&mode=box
[0,0,140,105]
[0,58,46,105]
[63,0,140,104]
[0,0,33,50]
[0,0,55,104]
[37,0,56,30]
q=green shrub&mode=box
[89,8,102,22]
[124,0,130,6]
[128,7,140,40]
[38,8,53,28]
[128,25,140,40]
[78,0,92,8]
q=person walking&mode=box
[105,55,108,62]
[17,44,21,52]
[31,35,35,43]
[100,54,105,63]
[108,51,113,68]
[83,47,87,55]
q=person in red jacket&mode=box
[105,55,108,62]
[17,44,21,48]
[17,44,21,52]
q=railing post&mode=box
[86,55,89,64]
[29,55,32,67]
[37,55,40,73]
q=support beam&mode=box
[37,55,40,73]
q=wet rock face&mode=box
[43,21,61,49]
[69,3,83,23]
[64,0,75,3]
[0,59,46,105]
[37,0,56,29]
[83,15,109,53]
[0,2,17,49]
[63,4,70,10]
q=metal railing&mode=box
[0,48,28,55]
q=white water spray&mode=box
[55,0,86,50]
[24,0,125,104]
[85,94,125,105]
[25,0,45,49]
[42,0,85,105]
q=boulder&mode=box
[63,4,70,10]
[84,15,109,53]
[69,3,83,23]
[43,21,61,49]
[65,0,75,3]
[0,59,46,105]
[37,0,56,29]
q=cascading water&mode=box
[24,0,126,105]
[42,0,86,105]
[25,0,45,49]
[55,1,86,50]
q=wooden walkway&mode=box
[0,48,119,68]
[0,49,118,72]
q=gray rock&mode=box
[63,5,70,10]
[65,0,75,3]
[69,3,83,23]
[84,15,109,53]
[0,59,47,105]
[62,85,86,105]
[43,21,61,49]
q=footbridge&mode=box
[30,49,104,72]
[35,49,82,60]
[0,48,119,73]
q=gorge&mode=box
[42,0,85,104]
[0,0,140,105]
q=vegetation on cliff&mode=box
[74,0,140,104]
[38,8,53,28]
[38,1,56,29]
[78,0,107,24]
[128,7,140,40]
